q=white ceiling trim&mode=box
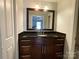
[28,0,57,2]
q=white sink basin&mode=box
[37,34,47,37]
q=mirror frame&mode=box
[27,8,55,30]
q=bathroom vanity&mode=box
[18,30,66,59]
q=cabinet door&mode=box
[31,37,44,59]
[46,37,56,59]
[31,44,42,59]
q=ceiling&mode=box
[28,0,57,2]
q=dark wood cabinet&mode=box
[19,30,66,59]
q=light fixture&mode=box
[44,6,48,12]
[35,5,40,11]
[34,0,48,11]
[43,0,48,12]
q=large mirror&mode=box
[27,8,55,30]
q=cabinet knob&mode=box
[42,46,43,54]
[43,46,46,54]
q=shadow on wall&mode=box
[74,32,79,59]
[64,39,69,59]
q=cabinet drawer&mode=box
[20,55,31,59]
[56,44,64,52]
[20,46,31,55]
[56,55,63,59]
[32,39,45,45]
[20,40,32,46]
[56,52,63,55]
[56,47,64,52]
[56,39,64,44]
[56,44,64,46]
[56,52,63,59]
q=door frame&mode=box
[71,0,79,58]
[74,0,79,58]
[0,0,16,59]
[13,0,19,59]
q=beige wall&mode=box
[23,0,57,30]
[16,0,23,33]
[0,29,2,59]
[15,0,23,59]
[57,0,76,59]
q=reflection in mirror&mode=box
[27,8,55,30]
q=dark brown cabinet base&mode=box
[19,30,66,59]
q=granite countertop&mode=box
[19,30,66,38]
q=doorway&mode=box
[32,16,43,29]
